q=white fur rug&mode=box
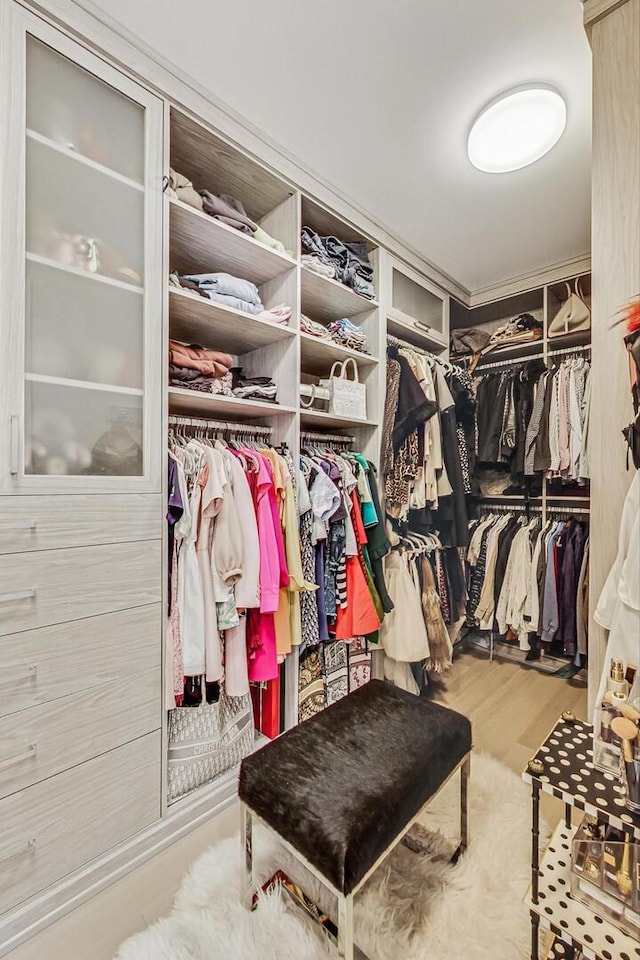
[116,752,547,960]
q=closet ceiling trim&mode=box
[468,253,592,308]
[18,0,468,304]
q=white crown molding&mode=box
[467,252,592,307]
[20,0,470,302]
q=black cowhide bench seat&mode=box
[239,679,472,959]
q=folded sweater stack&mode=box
[169,340,234,396]
[167,168,290,254]
[171,271,291,325]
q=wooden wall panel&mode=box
[588,0,640,712]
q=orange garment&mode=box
[334,491,381,640]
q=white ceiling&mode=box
[89,0,592,295]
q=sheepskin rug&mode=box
[116,752,547,960]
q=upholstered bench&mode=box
[239,679,472,960]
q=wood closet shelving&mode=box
[167,105,389,466]
[451,272,592,676]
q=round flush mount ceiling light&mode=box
[468,85,567,173]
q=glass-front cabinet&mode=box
[383,253,449,351]
[0,10,163,493]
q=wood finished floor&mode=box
[437,647,588,829]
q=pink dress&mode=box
[246,455,286,682]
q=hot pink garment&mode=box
[265,462,290,590]
[246,609,278,682]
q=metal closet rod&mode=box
[475,342,591,373]
[168,415,273,436]
[386,333,445,361]
[300,430,355,445]
[547,343,592,358]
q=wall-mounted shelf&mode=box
[168,387,296,419]
[299,407,376,430]
[299,332,378,374]
[169,199,297,286]
[301,266,378,324]
[169,288,295,353]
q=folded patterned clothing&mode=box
[198,190,257,236]
[169,340,234,378]
[301,254,336,279]
[327,318,368,352]
[181,272,263,307]
[301,227,376,300]
[231,368,278,403]
[169,365,234,396]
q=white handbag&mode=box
[548,278,591,338]
[319,358,367,420]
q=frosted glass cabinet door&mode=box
[0,9,163,493]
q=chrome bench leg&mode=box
[241,804,254,912]
[338,893,354,960]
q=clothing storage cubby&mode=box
[450,273,592,675]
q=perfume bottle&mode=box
[607,659,629,698]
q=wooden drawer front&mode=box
[0,495,162,555]
[0,666,160,799]
[0,541,162,637]
[0,605,161,718]
[0,732,161,916]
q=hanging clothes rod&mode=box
[168,415,273,436]
[475,351,543,372]
[478,502,534,514]
[546,505,590,516]
[547,343,592,358]
[473,342,591,373]
[300,430,355,445]
[386,334,461,372]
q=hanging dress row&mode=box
[474,355,591,496]
[465,510,590,662]
[166,423,315,710]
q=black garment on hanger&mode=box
[365,461,394,613]
[389,349,438,452]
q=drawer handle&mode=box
[9,415,20,476]
[0,665,37,687]
[0,743,37,770]
[414,321,432,333]
[0,589,36,604]
[0,838,36,868]
[0,520,36,532]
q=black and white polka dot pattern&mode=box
[548,936,579,959]
[529,822,640,960]
[524,718,640,840]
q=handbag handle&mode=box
[562,281,572,302]
[299,384,317,408]
[341,357,360,382]
[574,276,587,303]
[328,360,344,379]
